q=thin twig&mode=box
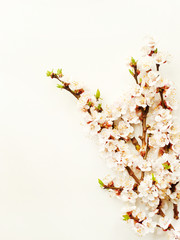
[131,137,140,151]
[141,106,149,150]
[133,65,138,84]
[52,73,83,99]
[173,203,179,220]
[159,90,166,109]
[156,64,160,71]
[144,135,150,159]
[125,166,140,185]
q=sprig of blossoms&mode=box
[47,37,180,240]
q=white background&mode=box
[0,0,180,239]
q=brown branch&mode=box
[141,106,149,150]
[156,64,166,109]
[127,211,143,224]
[157,199,165,217]
[158,207,165,217]
[51,73,83,99]
[156,64,167,109]
[173,203,179,220]
[133,65,138,84]
[159,90,167,109]
[104,186,123,190]
[157,224,174,231]
[140,172,144,181]
[156,64,160,71]
[156,199,175,230]
[131,137,140,151]
[139,106,150,184]
[170,182,179,193]
[128,210,175,232]
[156,201,174,231]
[144,135,150,159]
[103,181,124,196]
[125,166,140,185]
[142,116,147,148]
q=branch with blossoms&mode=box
[46,37,180,240]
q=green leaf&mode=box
[57,84,64,89]
[95,89,100,100]
[57,68,62,75]
[139,78,142,84]
[162,163,171,170]
[97,103,102,110]
[152,173,157,182]
[46,70,53,77]
[88,101,93,107]
[154,48,158,54]
[123,214,130,221]
[98,179,104,188]
[129,69,134,76]
[131,57,136,65]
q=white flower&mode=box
[61,75,85,91]
[155,75,170,88]
[169,230,180,240]
[141,36,157,55]
[142,218,156,233]
[159,216,171,230]
[164,86,178,110]
[133,208,146,221]
[149,131,169,148]
[145,36,157,48]
[103,139,119,152]
[138,159,152,172]
[141,45,152,56]
[117,120,134,138]
[131,84,142,97]
[172,141,180,155]
[138,56,156,72]
[154,108,172,123]
[78,92,96,111]
[138,175,159,205]
[133,223,148,236]
[121,189,138,203]
[122,109,140,124]
[147,70,159,86]
[86,120,101,136]
[135,94,147,108]
[154,51,171,65]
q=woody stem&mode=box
[125,166,140,185]
[52,74,81,99]
[132,65,138,84]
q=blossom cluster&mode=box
[47,37,180,240]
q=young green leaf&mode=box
[57,68,63,75]
[154,48,158,54]
[152,173,157,182]
[123,214,130,221]
[46,70,53,77]
[97,103,102,110]
[162,163,171,170]
[57,84,64,89]
[98,179,104,188]
[131,57,136,65]
[139,78,142,84]
[95,89,100,100]
[129,69,134,76]
[88,101,93,107]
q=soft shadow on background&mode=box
[0,0,180,239]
